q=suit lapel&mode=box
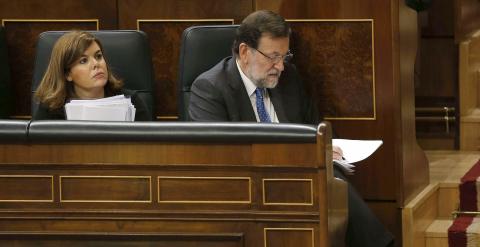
[225,58,257,121]
[269,87,288,123]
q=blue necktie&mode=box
[255,88,271,123]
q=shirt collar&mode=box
[235,59,257,97]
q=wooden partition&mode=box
[459,34,480,150]
[457,0,480,150]
[0,122,346,247]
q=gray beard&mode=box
[253,78,278,89]
[244,64,280,89]
[247,70,279,89]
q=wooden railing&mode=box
[416,107,456,134]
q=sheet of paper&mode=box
[64,104,84,121]
[65,94,135,121]
[332,139,383,163]
[69,95,127,104]
[82,105,129,121]
[128,107,136,121]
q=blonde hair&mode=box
[35,31,123,110]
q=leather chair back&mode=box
[177,25,238,121]
[31,30,155,118]
[0,26,12,118]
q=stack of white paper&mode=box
[332,139,383,175]
[65,95,136,121]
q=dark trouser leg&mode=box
[333,165,395,247]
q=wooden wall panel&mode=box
[421,0,454,37]
[60,176,151,202]
[0,175,53,202]
[0,0,117,28]
[289,20,374,119]
[256,0,376,19]
[264,228,314,247]
[0,0,117,117]
[263,179,313,205]
[158,176,250,203]
[2,21,98,117]
[416,39,457,98]
[118,0,251,29]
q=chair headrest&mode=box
[177,25,239,120]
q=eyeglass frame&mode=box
[249,46,294,64]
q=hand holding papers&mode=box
[332,139,383,175]
[65,95,136,121]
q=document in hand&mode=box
[65,95,136,121]
[332,139,383,175]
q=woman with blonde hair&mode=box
[33,30,151,121]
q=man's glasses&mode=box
[251,47,293,64]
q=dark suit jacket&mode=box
[32,88,153,121]
[189,56,320,124]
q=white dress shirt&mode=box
[235,59,279,123]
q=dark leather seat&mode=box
[31,30,155,119]
[177,25,239,121]
[28,121,316,143]
[0,26,13,118]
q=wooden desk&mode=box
[0,122,346,247]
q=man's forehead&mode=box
[259,33,289,41]
[257,35,290,50]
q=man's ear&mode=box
[238,43,249,63]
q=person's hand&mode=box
[332,145,344,161]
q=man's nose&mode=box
[273,60,284,72]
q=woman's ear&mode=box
[65,72,72,82]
